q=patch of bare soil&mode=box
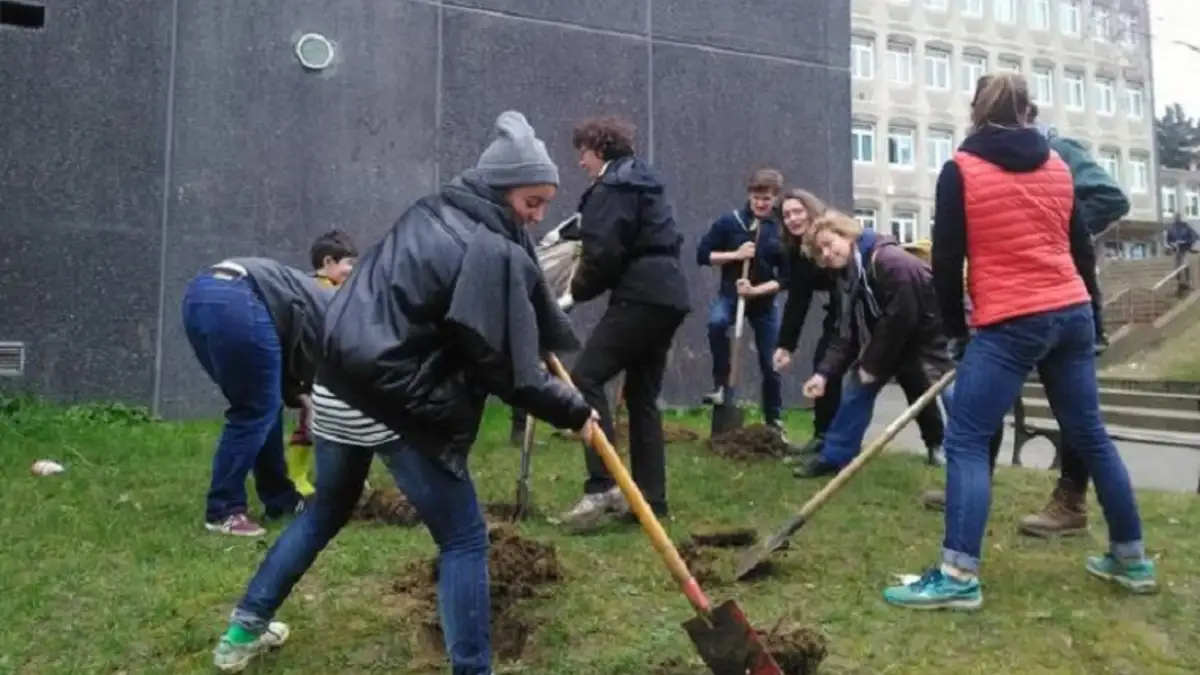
[391,524,563,662]
[677,528,759,587]
[648,622,829,675]
[709,424,790,460]
[353,487,421,526]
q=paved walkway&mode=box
[868,385,1200,494]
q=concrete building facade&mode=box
[0,0,853,416]
[848,0,1156,243]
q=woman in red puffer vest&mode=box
[883,73,1156,612]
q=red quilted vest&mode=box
[956,150,1090,328]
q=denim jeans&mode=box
[818,365,951,469]
[707,294,782,423]
[232,437,492,675]
[182,273,299,522]
[942,302,1144,573]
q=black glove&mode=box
[948,335,970,362]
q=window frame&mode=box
[887,43,914,85]
[887,127,917,169]
[924,48,952,91]
[852,122,877,165]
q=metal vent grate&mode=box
[0,342,26,377]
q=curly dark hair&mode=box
[309,229,358,270]
[571,116,636,161]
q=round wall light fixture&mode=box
[295,33,335,71]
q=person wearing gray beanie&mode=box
[474,110,560,188]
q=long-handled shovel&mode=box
[546,354,783,675]
[735,369,956,580]
[711,225,761,437]
[512,415,536,522]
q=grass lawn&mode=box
[3,399,1199,674]
[1104,320,1200,381]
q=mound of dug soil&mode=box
[677,528,759,586]
[709,424,790,460]
[354,487,421,526]
[648,622,828,675]
[391,524,563,662]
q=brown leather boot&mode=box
[1018,481,1087,537]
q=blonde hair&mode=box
[970,72,1031,129]
[802,210,863,259]
[779,188,830,251]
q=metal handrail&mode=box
[1151,263,1191,292]
[1102,287,1131,307]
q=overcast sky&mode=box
[1151,0,1200,116]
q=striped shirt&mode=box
[310,382,398,447]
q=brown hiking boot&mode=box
[1018,483,1087,537]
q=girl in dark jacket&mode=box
[795,211,954,479]
[211,111,596,675]
[774,190,946,468]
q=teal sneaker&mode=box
[1085,554,1158,594]
[883,567,983,611]
[212,621,290,673]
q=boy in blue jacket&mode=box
[697,168,790,433]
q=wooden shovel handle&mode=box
[545,354,712,615]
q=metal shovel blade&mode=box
[710,399,744,437]
[682,599,783,675]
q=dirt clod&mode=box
[353,487,421,526]
[677,529,759,586]
[648,623,828,675]
[709,424,790,460]
[391,524,563,662]
[483,502,542,522]
[690,528,758,548]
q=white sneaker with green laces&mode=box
[212,621,290,673]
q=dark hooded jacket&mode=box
[816,230,951,383]
[695,204,790,313]
[569,156,691,312]
[319,172,592,478]
[932,126,1100,337]
[776,247,837,353]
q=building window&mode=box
[1064,72,1085,110]
[1098,151,1120,182]
[961,53,987,94]
[1126,85,1145,120]
[993,0,1017,24]
[851,37,875,80]
[890,210,919,244]
[888,43,914,85]
[960,0,983,18]
[999,58,1021,73]
[1030,0,1051,31]
[1128,156,1148,194]
[855,208,878,230]
[1119,15,1139,49]
[1162,186,1178,218]
[1032,68,1054,107]
[1092,7,1110,42]
[1060,0,1081,36]
[852,123,876,164]
[924,0,948,10]
[924,49,951,90]
[1095,78,1115,116]
[888,127,916,168]
[926,130,954,171]
[1187,190,1200,218]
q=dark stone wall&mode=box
[0,0,852,417]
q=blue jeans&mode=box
[182,273,299,522]
[942,302,1144,573]
[232,437,492,675]
[707,294,782,422]
[819,365,950,468]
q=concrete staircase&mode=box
[1099,256,1180,295]
[1017,378,1200,447]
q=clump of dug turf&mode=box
[353,487,421,526]
[709,424,790,460]
[677,528,759,586]
[391,524,563,662]
[648,622,828,675]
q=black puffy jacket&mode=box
[319,174,591,477]
[569,156,691,312]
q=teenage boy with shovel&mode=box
[697,168,790,436]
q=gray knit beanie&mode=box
[475,111,559,188]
